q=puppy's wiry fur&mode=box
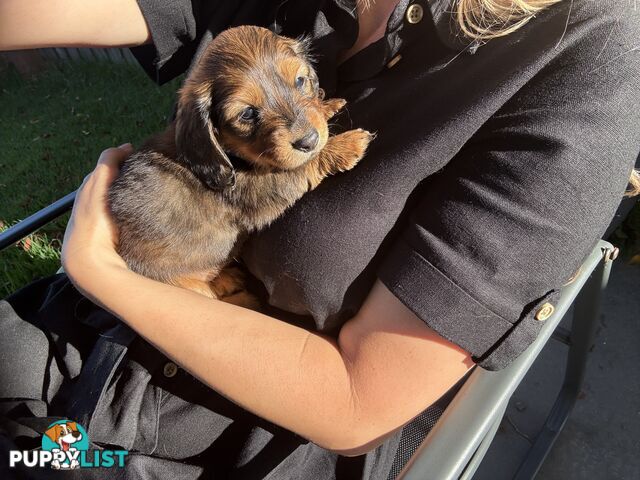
[109,26,373,300]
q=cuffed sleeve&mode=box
[131,0,199,83]
[379,13,640,369]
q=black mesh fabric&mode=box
[386,375,468,479]
[386,403,447,479]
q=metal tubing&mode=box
[0,191,76,252]
[397,241,612,480]
[513,248,613,479]
[459,401,508,480]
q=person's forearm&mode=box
[0,0,150,51]
[60,142,469,455]
[68,258,382,454]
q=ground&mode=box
[475,261,640,479]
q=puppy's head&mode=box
[44,422,82,447]
[175,26,327,190]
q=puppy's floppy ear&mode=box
[44,425,61,442]
[175,81,235,190]
[282,34,313,60]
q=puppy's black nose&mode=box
[292,130,319,152]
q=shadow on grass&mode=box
[0,225,62,298]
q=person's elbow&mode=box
[313,321,402,456]
[315,280,473,456]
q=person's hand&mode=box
[62,144,133,287]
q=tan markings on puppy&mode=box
[108,26,373,300]
[209,265,246,298]
[191,81,214,112]
[172,265,261,310]
[172,276,219,298]
[320,98,347,120]
[302,128,375,189]
[219,291,262,310]
[277,57,315,97]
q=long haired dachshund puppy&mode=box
[109,26,373,302]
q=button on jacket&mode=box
[1,1,639,479]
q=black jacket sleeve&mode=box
[131,0,279,84]
[379,10,640,370]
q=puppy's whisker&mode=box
[255,149,270,162]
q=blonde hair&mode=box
[455,0,561,40]
[455,0,640,196]
[629,169,640,197]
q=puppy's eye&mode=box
[239,107,258,122]
[295,76,306,89]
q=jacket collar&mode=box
[426,0,479,52]
[336,0,475,83]
[345,0,476,52]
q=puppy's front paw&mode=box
[322,98,347,119]
[210,265,247,298]
[220,291,262,311]
[333,128,374,172]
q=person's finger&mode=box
[92,145,133,188]
[97,144,133,168]
[78,173,93,189]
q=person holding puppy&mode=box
[0,0,638,478]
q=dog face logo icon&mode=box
[9,418,128,469]
[41,420,89,470]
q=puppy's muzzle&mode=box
[292,129,319,153]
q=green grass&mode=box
[0,60,181,298]
[0,222,62,296]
